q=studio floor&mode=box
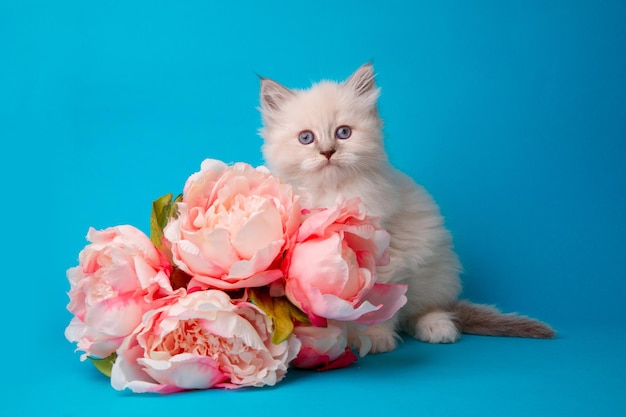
[6,321,623,417]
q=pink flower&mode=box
[65,225,176,360]
[291,321,358,371]
[164,159,302,290]
[111,290,300,393]
[285,198,408,326]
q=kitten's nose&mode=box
[320,148,336,160]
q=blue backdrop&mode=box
[2,1,625,416]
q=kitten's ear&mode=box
[345,62,377,96]
[259,77,294,114]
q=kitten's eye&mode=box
[335,126,352,140]
[298,130,315,145]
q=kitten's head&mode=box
[258,63,386,186]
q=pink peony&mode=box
[163,159,302,290]
[285,198,408,326]
[291,321,357,371]
[65,225,177,360]
[110,290,300,393]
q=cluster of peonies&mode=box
[65,159,407,393]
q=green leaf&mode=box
[171,193,183,217]
[285,300,310,324]
[150,193,181,248]
[250,289,310,344]
[271,298,297,344]
[89,353,117,378]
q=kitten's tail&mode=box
[452,301,556,339]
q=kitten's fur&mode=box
[259,63,555,353]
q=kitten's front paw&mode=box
[415,311,460,344]
[358,323,399,354]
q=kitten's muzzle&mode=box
[320,148,336,160]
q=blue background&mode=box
[2,0,625,416]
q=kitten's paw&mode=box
[415,311,460,344]
[350,323,400,357]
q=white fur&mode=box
[259,64,463,353]
[415,311,461,344]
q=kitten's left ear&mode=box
[259,77,294,114]
[345,62,377,96]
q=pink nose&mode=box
[320,149,336,160]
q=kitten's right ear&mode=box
[345,62,377,97]
[259,77,294,114]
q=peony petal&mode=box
[85,226,117,245]
[132,255,161,290]
[163,214,183,242]
[318,347,358,371]
[200,158,229,174]
[184,227,239,272]
[291,321,356,371]
[372,230,391,264]
[113,225,161,264]
[182,159,228,208]
[291,346,331,369]
[172,239,228,278]
[201,311,266,350]
[284,275,327,327]
[292,322,346,356]
[314,292,381,321]
[111,344,184,394]
[101,249,142,294]
[232,202,283,259]
[286,276,380,322]
[141,354,228,391]
[228,239,284,279]
[189,268,283,291]
[353,283,408,325]
[64,317,86,345]
[297,206,340,242]
[85,295,144,337]
[288,235,349,295]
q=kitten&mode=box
[258,63,555,354]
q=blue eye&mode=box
[298,130,315,145]
[336,126,352,140]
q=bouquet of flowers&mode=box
[65,159,408,393]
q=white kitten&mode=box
[259,63,555,354]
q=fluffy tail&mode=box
[452,301,556,339]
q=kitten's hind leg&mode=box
[411,309,460,344]
[348,317,401,355]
